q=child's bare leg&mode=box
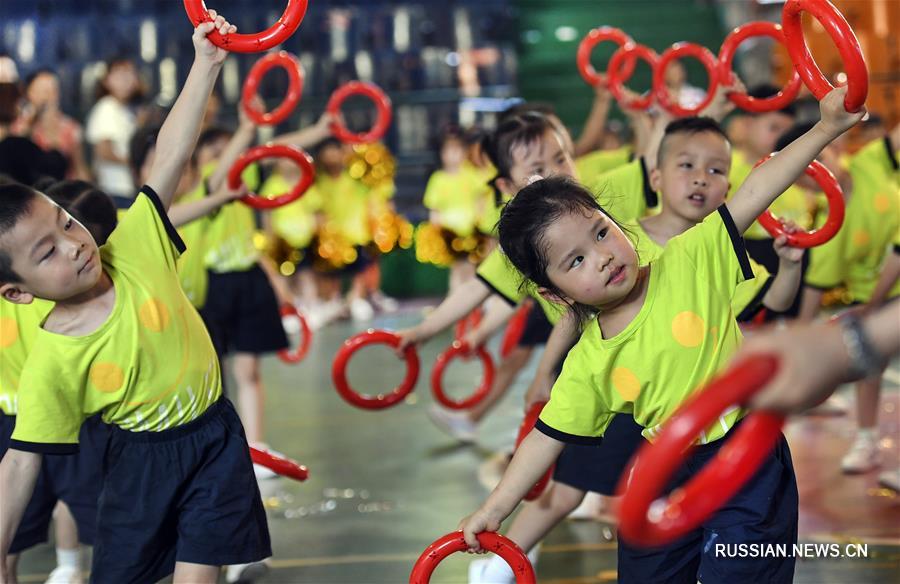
[469,346,533,423]
[173,562,219,584]
[232,353,264,445]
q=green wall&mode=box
[515,0,727,129]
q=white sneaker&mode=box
[878,469,900,491]
[282,314,302,336]
[45,566,82,584]
[841,435,881,474]
[468,556,514,584]
[350,297,375,321]
[427,404,477,443]
[371,292,400,313]
[225,558,270,583]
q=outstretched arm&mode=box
[146,12,235,209]
[0,450,42,578]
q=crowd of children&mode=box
[0,8,898,584]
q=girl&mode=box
[457,87,863,583]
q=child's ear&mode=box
[537,287,570,306]
[495,177,516,197]
[0,284,35,306]
[649,167,663,193]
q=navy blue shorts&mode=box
[0,414,108,554]
[91,399,271,582]
[201,264,289,356]
[617,429,798,584]
[517,304,553,347]
[552,414,644,495]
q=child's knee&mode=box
[549,484,585,514]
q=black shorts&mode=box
[0,415,109,554]
[552,414,645,495]
[91,399,270,581]
[200,264,288,356]
[517,304,553,347]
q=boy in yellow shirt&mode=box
[0,16,269,584]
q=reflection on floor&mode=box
[16,306,900,583]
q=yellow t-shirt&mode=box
[203,163,262,274]
[537,207,753,444]
[590,158,660,223]
[317,171,376,247]
[268,173,324,249]
[423,169,489,237]
[805,137,900,302]
[10,190,222,452]
[0,299,54,415]
[629,221,773,321]
[174,181,211,308]
[576,146,633,185]
[729,150,812,240]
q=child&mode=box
[0,179,117,584]
[458,87,863,583]
[800,122,900,473]
[0,15,271,584]
[468,116,804,584]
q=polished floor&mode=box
[16,304,900,583]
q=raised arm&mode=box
[574,84,613,157]
[271,111,335,149]
[145,13,234,209]
[726,86,865,234]
[167,181,245,228]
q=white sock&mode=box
[56,547,80,569]
[857,427,878,442]
[482,554,514,581]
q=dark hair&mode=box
[498,176,626,325]
[314,136,343,159]
[746,84,796,118]
[774,121,817,153]
[0,82,21,126]
[0,183,39,282]
[44,180,118,245]
[658,116,730,167]
[95,57,144,104]
[481,111,561,205]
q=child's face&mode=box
[652,131,732,223]
[0,195,101,303]
[105,62,139,102]
[26,72,59,108]
[319,144,346,174]
[746,112,793,156]
[501,128,577,194]
[540,208,639,311]
[440,138,465,170]
[197,136,230,169]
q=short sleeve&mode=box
[84,98,119,145]
[666,206,754,300]
[733,260,774,321]
[10,354,84,453]
[476,248,524,306]
[104,187,185,273]
[535,340,610,444]
[805,227,847,290]
[590,158,658,222]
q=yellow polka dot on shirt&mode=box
[139,298,170,332]
[0,317,18,349]
[671,311,706,347]
[90,362,125,393]
[852,230,870,248]
[873,193,892,214]
[611,367,641,401]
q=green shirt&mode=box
[537,207,753,444]
[423,169,489,237]
[268,173,324,249]
[175,181,211,308]
[11,190,222,452]
[317,171,376,246]
[805,137,900,302]
[203,163,262,274]
[0,299,54,414]
[576,146,633,185]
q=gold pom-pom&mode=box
[345,143,396,189]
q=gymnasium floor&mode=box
[16,303,900,583]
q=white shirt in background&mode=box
[86,95,136,198]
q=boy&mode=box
[0,15,269,584]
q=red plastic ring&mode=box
[410,532,536,584]
[607,44,659,111]
[277,304,313,364]
[332,329,420,410]
[249,447,309,482]
[718,22,802,113]
[782,0,868,112]
[454,308,484,342]
[430,341,495,410]
[183,0,308,53]
[516,401,554,501]
[326,81,393,144]
[577,27,635,87]
[616,355,784,548]
[653,42,720,117]
[754,155,845,248]
[242,51,304,126]
[229,144,315,210]
[500,302,533,359]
